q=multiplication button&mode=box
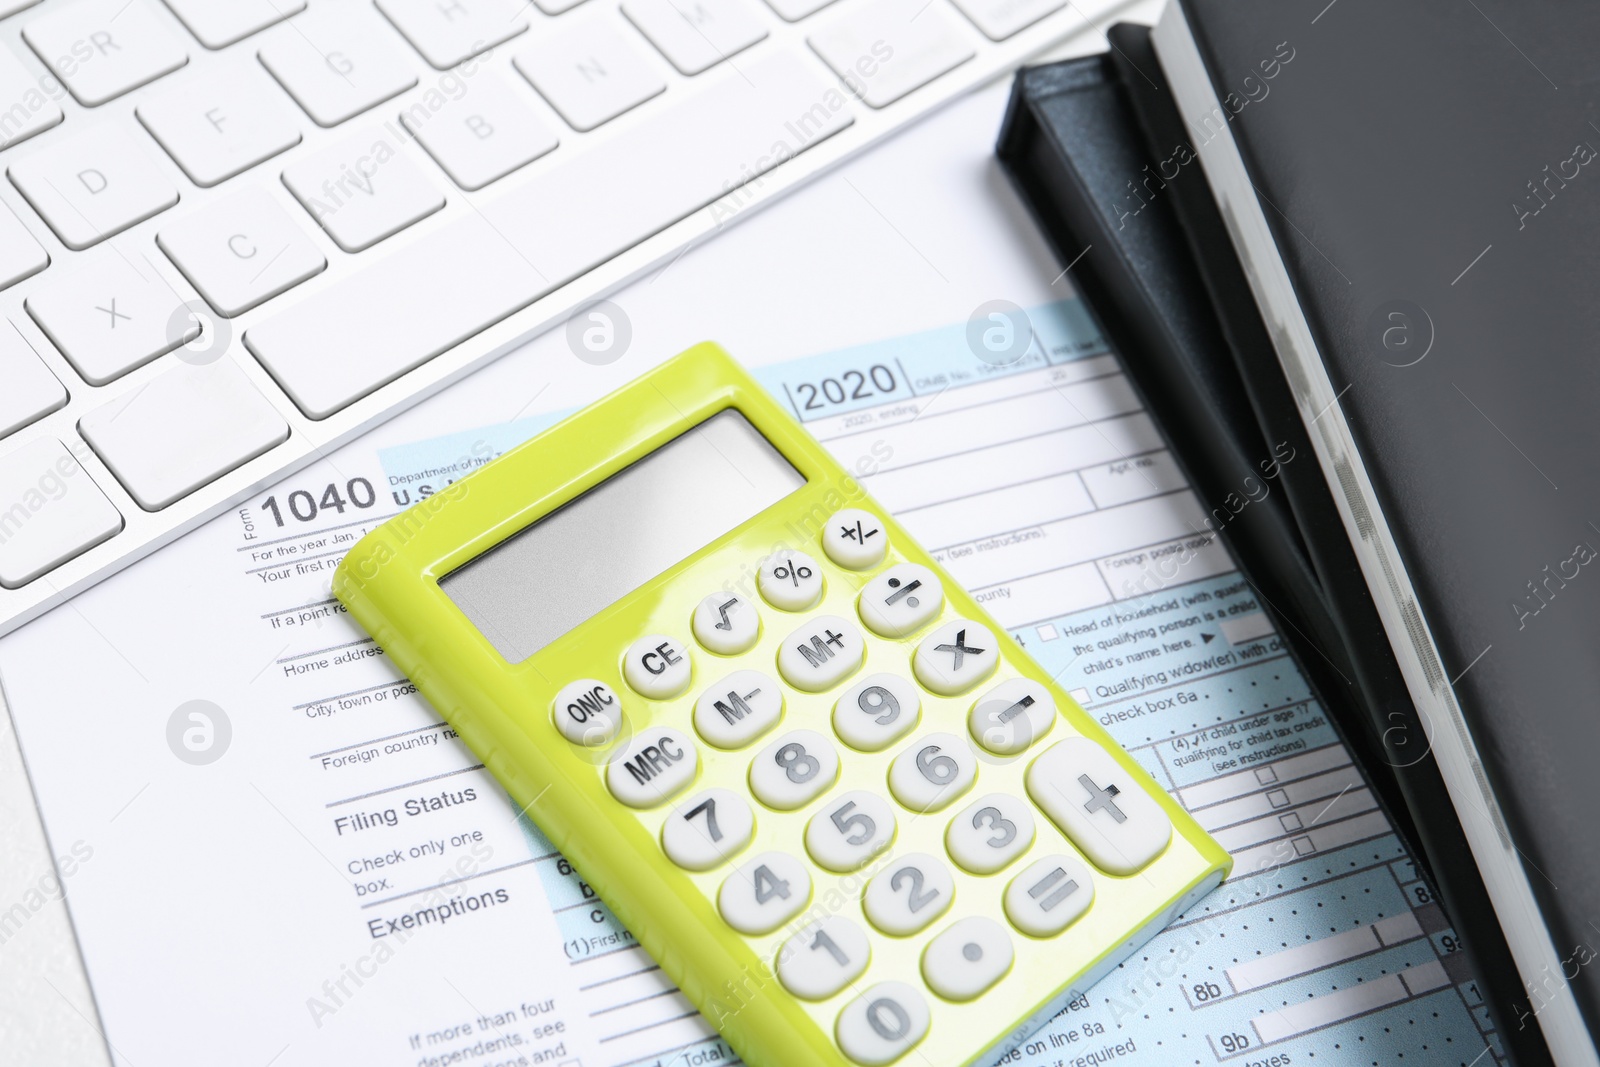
[1025,737,1172,875]
[969,678,1055,755]
[858,564,942,637]
[605,727,698,808]
[777,916,871,1000]
[835,982,929,1066]
[719,851,812,935]
[758,550,824,611]
[921,917,1013,1001]
[552,679,623,747]
[822,508,887,569]
[832,672,920,751]
[777,615,864,692]
[912,618,998,695]
[693,668,782,748]
[623,634,692,699]
[692,591,760,654]
[1004,854,1094,937]
[661,787,754,870]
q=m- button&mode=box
[623,634,693,699]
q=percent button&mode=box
[758,550,824,611]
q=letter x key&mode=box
[935,628,984,670]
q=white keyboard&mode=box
[0,0,1119,635]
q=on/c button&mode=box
[623,633,693,699]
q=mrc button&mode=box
[606,727,698,808]
[623,634,693,699]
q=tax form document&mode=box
[0,298,1502,1067]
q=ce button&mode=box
[624,634,693,699]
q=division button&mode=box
[758,549,824,610]
[822,507,888,569]
[605,727,698,808]
[692,590,761,654]
[921,916,1013,1001]
[945,792,1034,875]
[968,677,1056,756]
[661,787,754,870]
[694,668,784,749]
[832,672,920,751]
[622,633,693,699]
[749,729,839,810]
[1025,738,1173,875]
[1004,853,1095,937]
[777,916,871,1000]
[912,618,998,695]
[857,563,942,637]
[777,614,865,692]
[887,733,976,812]
[863,852,954,936]
[835,982,929,1066]
[805,790,895,872]
[718,851,812,935]
[551,678,624,746]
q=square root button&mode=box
[1025,737,1172,876]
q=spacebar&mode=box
[245,51,852,421]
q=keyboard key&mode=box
[694,668,782,748]
[1003,853,1093,937]
[661,787,753,869]
[245,50,852,419]
[24,0,187,107]
[402,70,558,191]
[0,324,67,437]
[946,0,1062,40]
[835,982,928,1066]
[809,0,974,108]
[777,916,869,1000]
[258,7,419,127]
[551,678,624,747]
[912,618,997,695]
[0,438,121,588]
[281,131,445,252]
[822,507,886,569]
[831,672,919,751]
[888,732,976,812]
[758,549,823,610]
[777,614,863,691]
[622,633,693,698]
[0,45,63,151]
[862,852,952,935]
[921,916,1012,1001]
[761,0,834,23]
[376,0,529,70]
[77,360,289,510]
[968,677,1055,755]
[162,0,307,49]
[946,792,1033,874]
[805,789,894,872]
[718,851,809,935]
[1025,737,1173,876]
[857,562,942,637]
[748,728,837,810]
[691,590,760,654]
[604,726,697,807]
[157,186,327,316]
[514,17,666,132]
[623,0,767,76]
[8,126,179,251]
[137,66,302,186]
[25,251,196,385]
[0,201,47,291]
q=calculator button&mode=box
[622,634,693,699]
[835,982,929,1066]
[552,679,625,747]
[888,733,976,812]
[694,669,783,749]
[777,615,865,692]
[822,508,887,569]
[749,729,840,810]
[718,851,812,935]
[858,564,943,638]
[806,790,896,872]
[921,916,1013,1001]
[1004,854,1095,937]
[661,788,754,870]
[758,550,824,611]
[945,793,1034,874]
[1025,738,1173,875]
[862,852,954,936]
[777,916,871,1000]
[832,672,920,752]
[605,728,698,808]
[968,678,1056,756]
[692,591,761,654]
[912,619,998,695]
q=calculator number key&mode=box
[832,672,920,751]
[1025,738,1172,875]
[822,508,887,569]
[693,668,783,749]
[888,732,976,812]
[692,590,760,654]
[969,677,1056,756]
[777,916,871,1000]
[1004,853,1095,936]
[623,633,693,699]
[913,618,998,695]
[605,728,698,808]
[835,982,929,1066]
[662,787,754,870]
[777,615,865,692]
[858,563,943,638]
[921,916,1014,1001]
[552,678,623,747]
[749,729,839,810]
[863,852,953,936]
[719,851,811,935]
[759,550,824,611]
[806,790,895,872]
[946,793,1034,874]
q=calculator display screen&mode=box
[441,409,806,661]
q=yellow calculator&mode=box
[333,345,1230,1067]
